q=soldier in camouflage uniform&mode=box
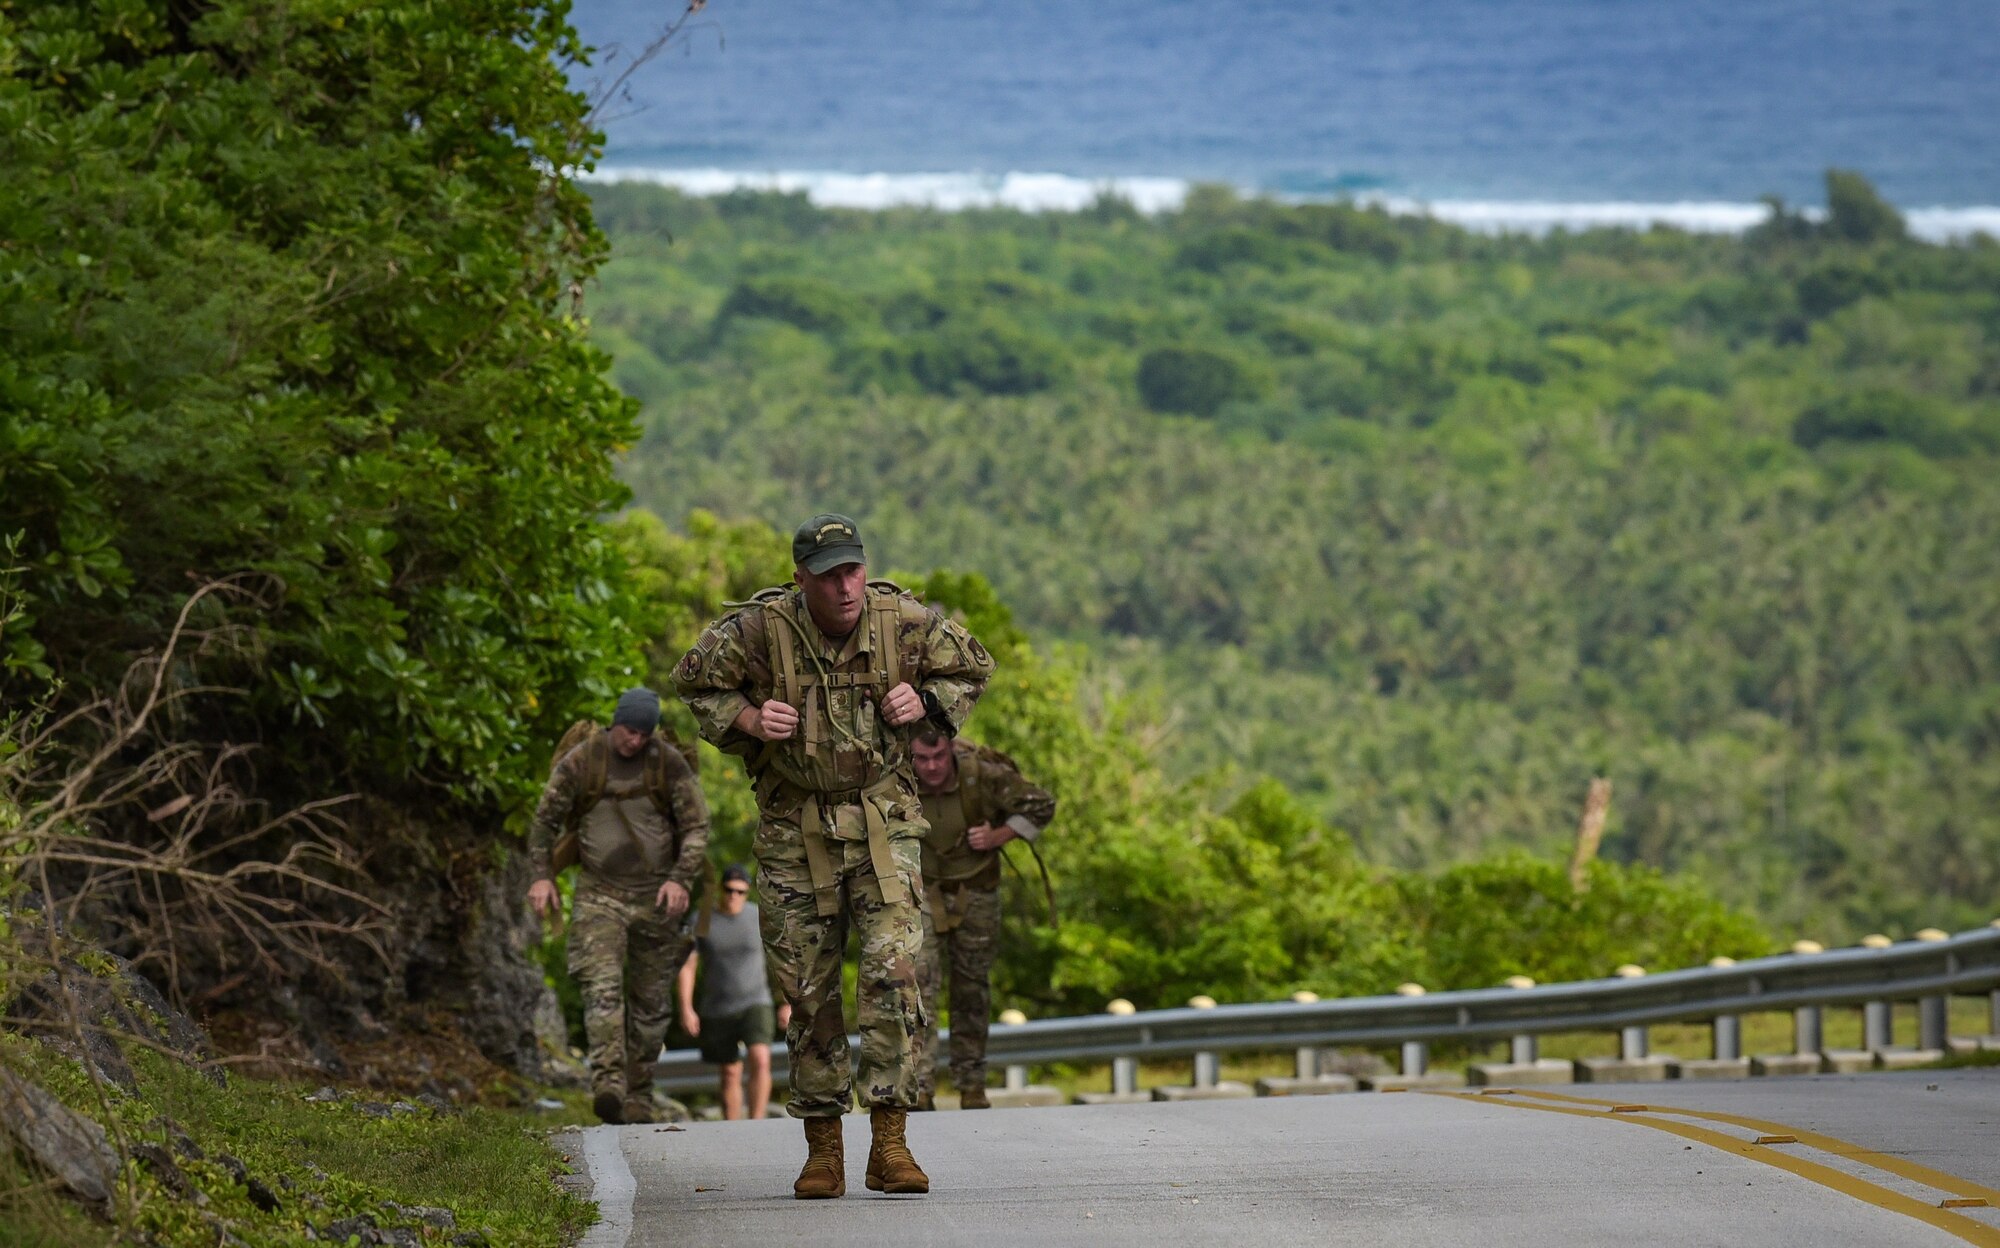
[673,513,993,1199]
[526,688,709,1125]
[910,731,1056,1109]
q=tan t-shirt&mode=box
[580,751,677,887]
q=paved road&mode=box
[561,1070,2000,1247]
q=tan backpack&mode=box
[547,719,700,874]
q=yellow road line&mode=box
[1509,1088,2000,1207]
[1432,1091,2000,1247]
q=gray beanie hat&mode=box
[612,687,661,732]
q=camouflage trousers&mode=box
[916,884,1002,1098]
[567,879,691,1116]
[756,821,926,1119]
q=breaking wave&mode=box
[589,167,2000,243]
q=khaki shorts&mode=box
[698,1003,777,1065]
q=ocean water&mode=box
[566,0,2000,233]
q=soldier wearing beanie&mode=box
[525,687,709,1124]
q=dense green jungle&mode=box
[2,0,1991,1077]
[22,1,1997,1239]
[588,175,2000,953]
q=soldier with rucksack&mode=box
[673,513,994,1199]
[909,731,1056,1110]
[525,687,709,1125]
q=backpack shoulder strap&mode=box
[578,731,611,813]
[868,585,905,690]
[641,735,692,815]
[764,595,799,709]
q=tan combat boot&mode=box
[958,1085,990,1110]
[864,1106,930,1194]
[793,1117,845,1200]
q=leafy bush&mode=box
[1796,259,1891,319]
[1137,346,1269,416]
[1825,169,1907,244]
[0,0,640,802]
[908,314,1070,395]
[1793,390,1985,456]
[716,274,873,336]
[1175,228,1302,273]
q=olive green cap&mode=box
[792,513,866,574]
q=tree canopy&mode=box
[1,0,640,803]
[593,175,2000,939]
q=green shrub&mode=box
[909,314,1070,395]
[1137,346,1270,416]
[0,0,641,803]
[1824,169,1907,244]
[1796,259,1891,319]
[715,274,873,336]
[1793,390,1984,457]
[1175,227,1301,273]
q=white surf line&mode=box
[586,166,2000,243]
[576,1127,637,1248]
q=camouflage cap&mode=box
[792,513,866,574]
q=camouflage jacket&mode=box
[672,582,994,808]
[919,741,1057,887]
[526,737,710,888]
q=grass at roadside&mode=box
[1,1033,595,1248]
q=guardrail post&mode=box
[1395,983,1427,1077]
[1504,975,1538,1063]
[1916,928,1950,1052]
[1615,965,1648,1060]
[1920,997,1948,1053]
[1187,996,1220,1087]
[1993,919,2000,1039]
[1707,957,1742,1060]
[1857,936,1894,1050]
[1400,1040,1428,1077]
[1714,1014,1742,1061]
[1112,1057,1139,1096]
[1291,991,1321,1079]
[1793,1005,1823,1055]
[1788,941,1826,1057]
[1107,998,1139,1096]
[1863,1001,1893,1050]
[998,1009,1030,1091]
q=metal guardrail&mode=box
[653,923,2000,1097]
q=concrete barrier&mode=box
[1468,1059,1573,1086]
[1153,1082,1254,1101]
[1359,1072,1465,1091]
[1750,1053,1820,1076]
[1255,1074,1357,1096]
[1576,1056,1670,1082]
[1665,1057,1750,1079]
[1875,1047,1944,1070]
